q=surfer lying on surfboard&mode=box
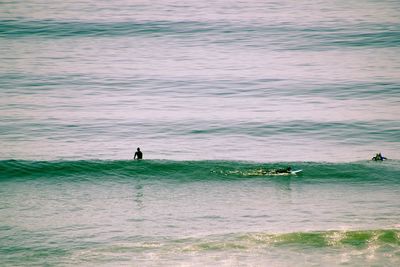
[255,166,302,176]
[216,167,302,176]
[275,167,292,174]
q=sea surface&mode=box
[1,0,400,266]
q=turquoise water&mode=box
[1,160,400,266]
[1,0,400,266]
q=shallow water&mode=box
[1,160,400,266]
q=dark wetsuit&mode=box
[134,151,143,160]
[372,155,386,161]
[276,167,291,173]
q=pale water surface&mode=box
[0,0,400,266]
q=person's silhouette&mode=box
[372,153,387,161]
[134,147,143,160]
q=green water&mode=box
[1,160,400,266]
[1,0,400,265]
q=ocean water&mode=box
[1,0,400,266]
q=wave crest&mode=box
[0,159,399,183]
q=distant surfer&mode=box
[134,147,143,160]
[275,166,292,174]
[372,153,386,161]
[255,166,299,175]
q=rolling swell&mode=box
[1,19,399,49]
[0,159,399,183]
[0,19,222,38]
[2,73,399,101]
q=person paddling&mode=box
[276,166,292,173]
[134,147,143,160]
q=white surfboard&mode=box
[290,169,303,175]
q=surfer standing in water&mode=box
[134,147,143,160]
